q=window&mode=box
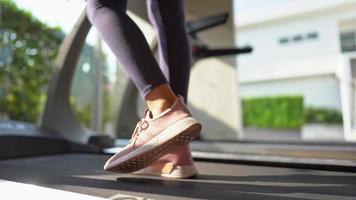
[279,37,289,44]
[307,32,319,40]
[293,34,303,42]
[279,32,318,45]
[340,31,356,53]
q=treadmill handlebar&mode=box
[186,13,229,36]
[193,46,253,59]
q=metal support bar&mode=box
[42,9,93,143]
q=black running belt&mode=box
[0,153,355,200]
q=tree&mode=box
[0,0,62,123]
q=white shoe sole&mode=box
[104,117,201,173]
[134,164,198,179]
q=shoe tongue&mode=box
[143,96,184,120]
[177,95,185,104]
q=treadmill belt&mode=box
[0,153,355,200]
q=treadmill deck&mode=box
[0,153,355,200]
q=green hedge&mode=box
[242,96,304,129]
[304,107,343,124]
[0,0,62,123]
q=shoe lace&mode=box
[129,118,149,145]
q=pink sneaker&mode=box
[134,145,198,179]
[104,95,201,173]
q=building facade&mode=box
[236,1,356,111]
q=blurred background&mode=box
[1,0,356,144]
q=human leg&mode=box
[87,0,176,117]
[140,0,197,178]
[147,0,192,101]
[87,0,200,173]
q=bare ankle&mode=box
[145,84,176,118]
[149,99,173,117]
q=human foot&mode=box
[135,96,199,179]
[103,95,201,173]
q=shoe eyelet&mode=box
[141,121,149,130]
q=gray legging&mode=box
[87,0,191,101]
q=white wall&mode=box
[237,12,342,82]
